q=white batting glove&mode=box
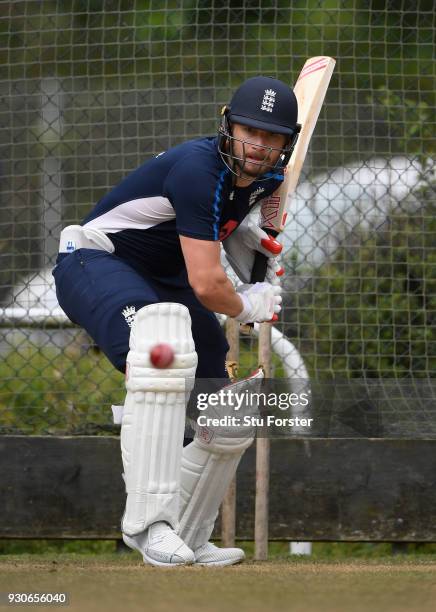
[223,215,284,284]
[235,282,282,324]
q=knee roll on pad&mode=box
[121,303,197,537]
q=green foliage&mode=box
[0,345,124,434]
[238,338,285,378]
[370,87,434,165]
[288,195,436,378]
[0,335,285,434]
[3,0,434,99]
[2,0,434,301]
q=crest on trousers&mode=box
[122,305,136,328]
[261,89,276,113]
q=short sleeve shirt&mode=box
[81,137,284,277]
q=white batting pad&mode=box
[178,369,263,550]
[121,303,197,537]
[111,404,124,425]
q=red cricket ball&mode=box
[150,343,175,368]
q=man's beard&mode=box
[234,155,271,178]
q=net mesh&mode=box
[0,0,435,434]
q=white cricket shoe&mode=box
[123,521,195,567]
[194,542,245,567]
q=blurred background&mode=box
[0,0,434,434]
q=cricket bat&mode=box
[252,56,335,561]
[250,56,336,283]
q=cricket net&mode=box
[0,0,434,435]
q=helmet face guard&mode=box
[217,109,301,181]
[217,76,301,181]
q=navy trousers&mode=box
[53,249,229,379]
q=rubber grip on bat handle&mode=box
[250,251,269,283]
[250,228,279,283]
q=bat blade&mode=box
[259,56,336,235]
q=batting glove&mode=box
[235,282,282,324]
[223,215,284,284]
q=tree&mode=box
[286,182,436,379]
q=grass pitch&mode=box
[1,553,435,612]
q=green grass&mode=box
[1,552,435,612]
[1,539,436,560]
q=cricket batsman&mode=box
[53,76,300,567]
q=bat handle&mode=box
[250,228,279,283]
[250,251,269,283]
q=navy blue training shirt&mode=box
[81,137,284,277]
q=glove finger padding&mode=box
[231,215,282,256]
[248,225,282,257]
[235,282,282,324]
